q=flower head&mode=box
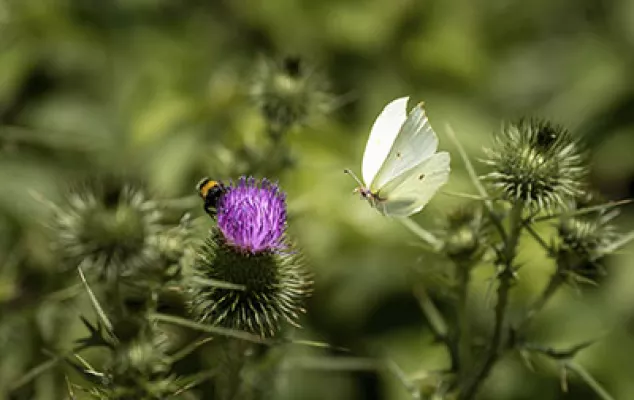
[216,177,286,253]
[189,176,311,337]
[250,56,332,137]
[441,203,489,264]
[84,337,178,400]
[483,118,586,212]
[51,175,162,276]
[556,195,622,280]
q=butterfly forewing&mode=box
[370,103,439,191]
[362,97,409,185]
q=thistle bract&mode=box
[190,177,311,337]
[483,119,586,211]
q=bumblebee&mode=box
[197,177,227,217]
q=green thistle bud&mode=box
[556,203,620,279]
[87,339,178,400]
[441,204,489,264]
[250,56,331,137]
[189,177,311,337]
[143,213,194,285]
[51,175,162,276]
[483,118,587,211]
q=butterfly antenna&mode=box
[343,169,364,187]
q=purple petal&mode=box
[216,176,287,253]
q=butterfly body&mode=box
[349,97,450,217]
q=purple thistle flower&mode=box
[216,176,287,253]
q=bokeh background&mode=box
[2,0,634,399]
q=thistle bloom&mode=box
[216,177,286,253]
[190,176,311,337]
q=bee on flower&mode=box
[190,176,311,337]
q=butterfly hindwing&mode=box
[379,152,450,217]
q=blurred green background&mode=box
[2,0,634,399]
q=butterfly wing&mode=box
[370,102,439,192]
[362,97,409,185]
[377,152,450,217]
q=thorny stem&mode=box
[522,342,615,400]
[521,340,597,360]
[458,203,523,400]
[454,263,473,379]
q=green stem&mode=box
[458,203,523,400]
[523,223,553,256]
[413,284,448,338]
[413,284,459,372]
[455,264,473,377]
[150,313,269,343]
[168,336,215,363]
[217,339,253,400]
[531,199,631,223]
[385,360,422,400]
[398,217,443,251]
[444,123,507,243]
[505,203,524,258]
[10,344,91,392]
[566,362,616,400]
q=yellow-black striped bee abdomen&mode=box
[197,177,227,217]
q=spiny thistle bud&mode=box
[483,119,586,212]
[51,176,162,277]
[441,204,489,264]
[86,339,178,400]
[556,202,620,279]
[250,56,331,137]
[189,177,311,337]
[143,214,194,285]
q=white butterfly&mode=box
[346,96,450,217]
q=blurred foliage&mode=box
[2,0,634,399]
